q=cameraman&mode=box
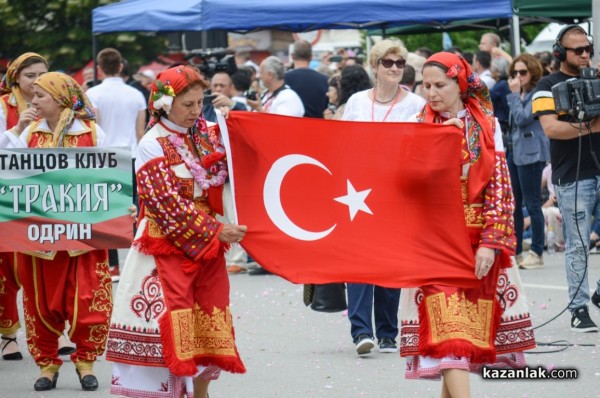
[210,71,248,110]
[532,24,600,333]
[201,71,247,123]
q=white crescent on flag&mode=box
[263,154,337,241]
[263,154,374,241]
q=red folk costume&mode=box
[0,53,46,345]
[399,53,535,379]
[14,72,112,375]
[106,66,244,398]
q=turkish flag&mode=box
[222,112,478,288]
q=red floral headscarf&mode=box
[148,65,204,114]
[418,51,496,203]
[147,65,208,132]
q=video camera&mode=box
[184,49,237,79]
[552,67,600,121]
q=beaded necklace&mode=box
[370,86,403,122]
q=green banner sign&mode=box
[0,147,133,252]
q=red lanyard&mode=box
[371,87,402,122]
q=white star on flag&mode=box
[334,180,373,221]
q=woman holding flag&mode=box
[106,65,246,398]
[399,51,535,397]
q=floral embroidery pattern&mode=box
[89,259,113,318]
[480,152,516,251]
[131,268,165,322]
[23,295,41,359]
[414,289,424,306]
[171,305,237,359]
[496,270,518,311]
[425,291,494,347]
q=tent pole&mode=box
[593,0,600,55]
[92,35,98,83]
[510,15,520,56]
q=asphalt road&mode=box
[3,250,600,398]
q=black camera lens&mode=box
[245,91,257,101]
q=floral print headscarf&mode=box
[34,72,95,147]
[417,51,496,203]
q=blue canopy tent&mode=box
[92,0,513,34]
[91,0,512,78]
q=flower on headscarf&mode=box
[446,64,460,79]
[466,72,485,95]
[152,79,176,114]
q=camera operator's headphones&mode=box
[552,24,588,62]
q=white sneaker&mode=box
[519,250,544,270]
[355,335,375,355]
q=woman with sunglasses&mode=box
[342,39,425,356]
[506,54,549,269]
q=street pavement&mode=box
[3,250,600,397]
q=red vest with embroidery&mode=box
[0,94,19,130]
[27,119,97,148]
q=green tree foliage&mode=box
[0,0,167,73]
[390,25,545,55]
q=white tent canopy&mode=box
[525,22,593,54]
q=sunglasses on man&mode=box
[378,58,406,69]
[564,45,594,56]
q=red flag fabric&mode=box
[223,112,478,289]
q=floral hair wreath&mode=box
[152,80,176,114]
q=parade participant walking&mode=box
[0,53,47,361]
[2,71,111,392]
[106,65,246,398]
[400,52,535,398]
[342,39,425,356]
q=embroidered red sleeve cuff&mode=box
[137,157,223,260]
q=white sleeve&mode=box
[494,118,505,152]
[95,123,106,147]
[273,91,304,117]
[0,127,28,148]
[135,134,164,172]
[136,90,147,111]
[0,105,7,133]
[341,95,356,121]
[0,130,17,148]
